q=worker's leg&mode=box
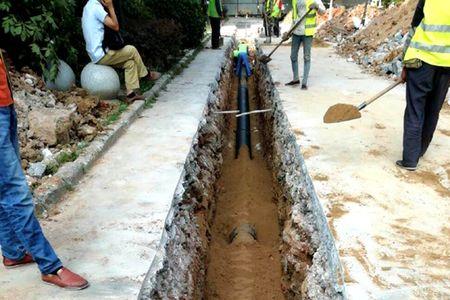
[302,36,313,87]
[263,16,268,36]
[210,17,221,49]
[0,106,27,261]
[0,105,62,274]
[236,54,243,77]
[98,45,148,91]
[242,54,252,77]
[273,18,280,37]
[290,34,302,82]
[420,67,450,156]
[402,63,436,166]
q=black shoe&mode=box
[285,80,300,86]
[301,84,308,90]
[396,160,417,171]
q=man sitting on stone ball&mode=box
[82,0,160,103]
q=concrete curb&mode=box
[34,34,212,218]
[138,38,235,299]
[254,42,347,299]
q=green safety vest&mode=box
[208,0,222,18]
[233,43,249,57]
[404,0,450,67]
[292,0,317,36]
[271,0,282,18]
[265,0,273,13]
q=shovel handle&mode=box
[266,8,313,58]
[358,80,402,111]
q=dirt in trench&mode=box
[204,76,285,299]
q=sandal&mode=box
[125,92,145,104]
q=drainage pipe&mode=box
[235,68,252,159]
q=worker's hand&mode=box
[282,32,289,41]
[309,3,319,10]
[401,67,407,83]
[100,0,114,9]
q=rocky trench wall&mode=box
[138,41,235,299]
[254,48,347,299]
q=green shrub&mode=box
[144,0,207,49]
[123,18,183,70]
[0,0,83,80]
[381,0,403,7]
[0,0,206,80]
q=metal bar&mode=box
[213,110,240,114]
[236,109,272,118]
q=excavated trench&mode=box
[139,44,346,300]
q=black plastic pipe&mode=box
[235,68,252,159]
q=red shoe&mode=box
[3,253,35,269]
[42,267,89,290]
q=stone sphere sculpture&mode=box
[81,63,120,99]
[45,60,76,92]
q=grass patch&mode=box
[144,96,157,109]
[44,150,80,176]
[56,151,79,165]
[105,102,129,125]
[140,79,155,94]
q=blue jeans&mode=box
[0,105,61,274]
[236,53,252,78]
[290,34,313,85]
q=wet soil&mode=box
[204,76,284,299]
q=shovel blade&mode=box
[323,103,362,124]
[259,55,272,64]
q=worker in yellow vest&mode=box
[208,0,223,49]
[271,0,283,37]
[263,0,273,37]
[285,0,325,90]
[396,0,450,171]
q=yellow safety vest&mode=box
[265,0,273,13]
[292,0,317,36]
[404,0,450,67]
[271,0,282,18]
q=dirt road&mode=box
[264,44,450,299]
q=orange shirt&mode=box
[0,57,13,107]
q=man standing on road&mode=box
[285,0,325,90]
[208,0,223,49]
[263,0,273,37]
[271,0,283,37]
[0,51,89,290]
[396,0,450,171]
[82,0,160,103]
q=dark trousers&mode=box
[273,18,280,37]
[210,17,221,49]
[403,62,450,166]
[263,15,272,37]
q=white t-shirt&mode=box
[82,0,108,63]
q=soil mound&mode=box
[318,0,419,77]
[324,103,361,123]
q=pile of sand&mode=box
[323,103,361,124]
[338,0,418,55]
[317,4,382,41]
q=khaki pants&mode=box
[98,45,148,91]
